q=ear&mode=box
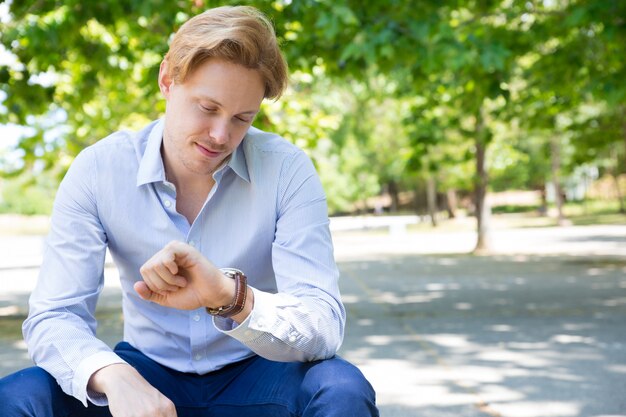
[158,60,174,99]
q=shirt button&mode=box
[194,354,202,361]
[193,314,200,322]
[289,334,297,343]
[189,240,196,247]
[164,200,172,208]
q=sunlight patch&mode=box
[0,305,20,316]
[491,401,579,417]
[551,334,595,345]
[490,324,514,332]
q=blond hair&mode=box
[164,6,288,100]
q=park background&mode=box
[1,1,626,416]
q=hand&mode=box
[89,363,176,417]
[135,240,234,311]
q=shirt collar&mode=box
[136,119,251,186]
[227,138,250,183]
[136,119,166,187]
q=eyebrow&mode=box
[200,97,259,116]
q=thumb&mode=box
[134,281,155,301]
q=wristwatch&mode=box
[206,268,248,318]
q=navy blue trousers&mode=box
[0,342,378,417]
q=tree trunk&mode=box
[610,146,625,214]
[446,188,458,219]
[426,175,438,227]
[620,108,626,214]
[474,136,491,253]
[361,198,368,214]
[388,180,400,213]
[550,136,569,226]
[539,185,548,216]
[622,105,626,166]
[611,173,625,214]
[473,107,492,254]
[414,182,424,219]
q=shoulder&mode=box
[238,126,318,190]
[241,126,316,181]
[78,120,157,164]
[242,126,314,176]
[244,126,302,157]
[64,121,159,191]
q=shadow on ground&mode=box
[337,254,626,417]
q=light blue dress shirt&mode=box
[23,119,345,406]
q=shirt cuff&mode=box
[73,351,128,407]
[213,287,288,343]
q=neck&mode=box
[164,162,216,197]
[163,159,216,226]
[161,138,219,187]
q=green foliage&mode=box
[0,172,56,214]
[261,72,407,214]
[516,0,626,183]
[1,0,625,218]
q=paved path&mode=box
[1,223,626,416]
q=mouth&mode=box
[195,142,223,158]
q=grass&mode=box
[569,212,626,226]
[405,199,626,233]
[0,317,24,340]
[562,200,626,225]
[491,204,541,214]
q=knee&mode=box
[0,367,57,415]
[302,357,376,404]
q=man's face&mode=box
[159,58,265,179]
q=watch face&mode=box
[220,268,244,278]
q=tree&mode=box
[2,0,624,230]
[522,0,626,215]
[0,0,410,214]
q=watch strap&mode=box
[206,268,247,318]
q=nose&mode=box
[209,117,229,145]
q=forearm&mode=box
[23,307,125,406]
[214,288,345,362]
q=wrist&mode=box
[88,363,136,394]
[206,268,248,318]
[215,271,237,306]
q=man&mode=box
[0,6,378,417]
